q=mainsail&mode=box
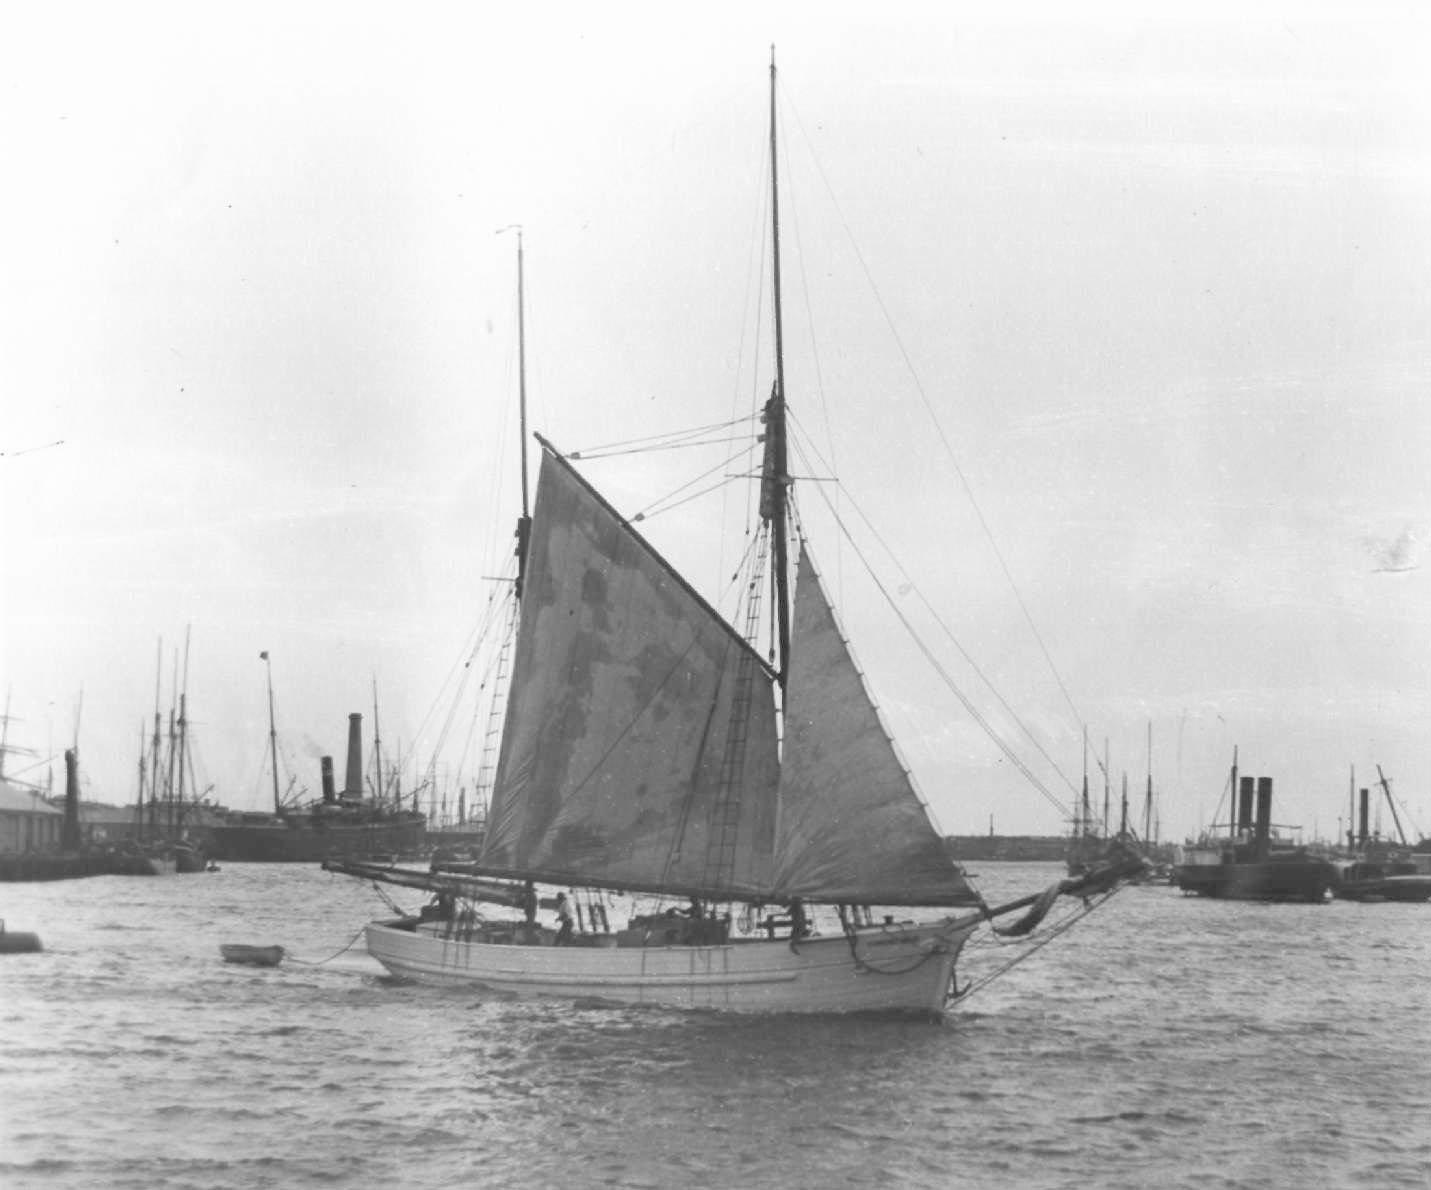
[480,446,781,898]
[773,548,978,906]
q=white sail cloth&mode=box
[772,549,976,905]
[480,445,975,907]
[481,449,780,897]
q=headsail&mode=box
[772,547,979,906]
[479,445,781,898]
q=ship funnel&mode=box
[1237,776,1255,836]
[321,756,336,804]
[1254,776,1273,857]
[1358,788,1370,847]
[62,748,82,851]
[343,713,363,802]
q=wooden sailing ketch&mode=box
[346,55,1141,1016]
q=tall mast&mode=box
[1143,721,1154,844]
[135,721,147,826]
[372,677,384,805]
[510,226,533,598]
[1102,738,1110,835]
[766,48,792,683]
[150,638,163,834]
[1079,726,1090,838]
[1377,765,1408,847]
[165,705,177,832]
[164,645,179,832]
[175,626,191,827]
[261,651,281,815]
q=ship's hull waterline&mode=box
[364,916,978,1016]
[209,818,426,863]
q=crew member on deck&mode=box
[518,880,538,924]
[553,892,574,946]
[789,896,811,940]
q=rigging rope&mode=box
[632,441,760,522]
[789,416,1079,805]
[778,81,1087,743]
[568,415,757,459]
[950,884,1128,1004]
[785,444,1071,820]
[284,923,370,967]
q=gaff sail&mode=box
[479,446,781,899]
[772,547,979,906]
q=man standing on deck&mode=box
[518,880,538,924]
[553,892,574,945]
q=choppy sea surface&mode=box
[2,861,1429,1190]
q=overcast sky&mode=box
[3,2,1428,845]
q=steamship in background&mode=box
[207,713,426,863]
[1174,750,1336,902]
[1330,771,1431,902]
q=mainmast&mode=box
[765,47,792,684]
[261,651,281,816]
[149,638,163,834]
[1079,726,1091,839]
[175,626,191,831]
[372,676,384,805]
[508,225,533,599]
[1143,721,1154,845]
[164,646,179,833]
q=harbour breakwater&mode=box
[945,835,1071,862]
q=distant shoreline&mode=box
[944,835,1069,862]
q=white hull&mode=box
[364,917,978,1016]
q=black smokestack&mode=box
[321,756,336,804]
[343,714,363,801]
[1359,788,1370,847]
[1254,776,1273,857]
[62,748,82,851]
[1237,776,1255,836]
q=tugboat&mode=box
[1176,753,1334,902]
[1332,772,1431,903]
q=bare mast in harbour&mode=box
[509,225,532,598]
[766,49,792,685]
[261,651,281,816]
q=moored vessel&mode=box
[1176,754,1333,902]
[210,663,426,863]
[1331,772,1431,902]
[332,53,1143,1016]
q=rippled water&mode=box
[3,862,1429,1189]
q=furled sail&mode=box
[772,547,979,906]
[480,445,781,898]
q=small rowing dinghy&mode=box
[0,920,42,954]
[220,943,285,967]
